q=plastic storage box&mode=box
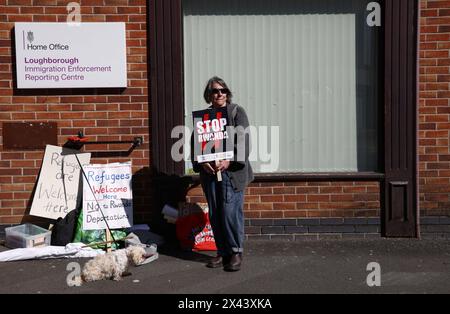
[5,224,51,249]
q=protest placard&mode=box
[192,107,234,164]
[30,145,91,220]
[82,162,133,231]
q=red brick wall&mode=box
[0,0,150,225]
[0,0,449,228]
[419,0,450,216]
[187,181,380,219]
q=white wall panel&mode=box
[183,0,379,173]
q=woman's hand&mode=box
[201,162,216,175]
[215,160,230,172]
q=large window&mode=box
[183,0,380,173]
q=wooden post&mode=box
[105,228,112,252]
[215,161,222,182]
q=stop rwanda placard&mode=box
[192,107,234,163]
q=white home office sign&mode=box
[14,22,127,88]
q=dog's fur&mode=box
[80,246,149,283]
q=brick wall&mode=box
[0,0,449,233]
[419,0,450,217]
[0,0,150,225]
[186,181,380,219]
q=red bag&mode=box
[176,203,217,251]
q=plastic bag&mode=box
[51,208,80,246]
[73,210,127,250]
[176,203,217,251]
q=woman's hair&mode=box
[203,76,233,104]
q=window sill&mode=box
[185,172,384,183]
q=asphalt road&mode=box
[0,238,449,295]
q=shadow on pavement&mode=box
[157,239,214,264]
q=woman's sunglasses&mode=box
[211,88,229,95]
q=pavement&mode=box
[0,238,449,295]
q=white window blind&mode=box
[183,0,380,173]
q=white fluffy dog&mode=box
[81,245,150,283]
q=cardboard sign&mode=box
[82,162,133,231]
[192,107,234,163]
[30,145,91,220]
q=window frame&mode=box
[150,0,386,180]
[149,0,419,236]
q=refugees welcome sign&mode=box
[82,162,133,231]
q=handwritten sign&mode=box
[192,107,234,163]
[82,162,133,231]
[30,145,91,220]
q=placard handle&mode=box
[215,161,222,182]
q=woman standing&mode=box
[192,76,254,272]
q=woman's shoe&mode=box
[206,256,223,268]
[224,253,242,272]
